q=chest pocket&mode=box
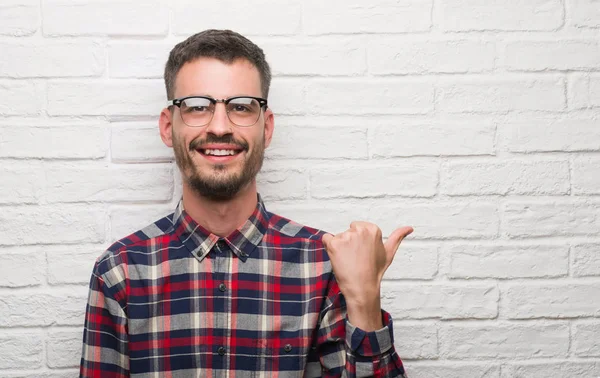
[252,335,315,377]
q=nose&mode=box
[205,102,233,136]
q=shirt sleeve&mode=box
[316,274,407,378]
[80,262,130,378]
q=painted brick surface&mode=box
[1,1,599,376]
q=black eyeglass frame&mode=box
[166,95,268,127]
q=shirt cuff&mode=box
[345,310,395,357]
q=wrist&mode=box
[344,293,383,331]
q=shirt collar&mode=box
[173,193,270,262]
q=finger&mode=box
[383,226,414,258]
[349,221,368,230]
[322,233,334,251]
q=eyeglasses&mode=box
[166,95,268,127]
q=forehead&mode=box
[174,57,262,99]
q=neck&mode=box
[181,180,259,238]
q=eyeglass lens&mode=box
[179,97,262,127]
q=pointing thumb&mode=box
[383,226,414,257]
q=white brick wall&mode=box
[0,0,599,376]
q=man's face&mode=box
[159,58,274,201]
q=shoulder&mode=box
[268,210,328,240]
[93,211,176,281]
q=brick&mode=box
[441,160,570,195]
[173,0,301,36]
[570,0,600,28]
[0,289,88,327]
[405,363,500,378]
[257,169,308,201]
[43,0,168,36]
[437,77,565,112]
[44,163,173,203]
[0,331,43,369]
[439,323,569,358]
[393,322,438,359]
[0,41,103,78]
[0,163,42,204]
[268,78,306,115]
[0,205,105,245]
[572,243,600,277]
[110,204,173,242]
[573,156,600,194]
[303,0,432,34]
[370,121,495,157]
[381,282,498,319]
[448,244,568,279]
[504,283,600,318]
[108,42,172,78]
[307,79,434,115]
[271,201,499,238]
[0,372,77,378]
[570,74,600,109]
[0,0,38,36]
[47,80,164,116]
[0,247,46,287]
[505,40,600,71]
[504,118,600,152]
[0,80,44,116]
[439,0,563,31]
[374,202,500,240]
[503,200,600,238]
[505,361,600,377]
[573,322,600,357]
[47,328,82,368]
[369,39,495,74]
[47,245,105,285]
[384,244,438,280]
[2,369,79,378]
[111,122,172,163]
[266,125,368,160]
[0,124,108,159]
[263,41,366,76]
[311,162,437,198]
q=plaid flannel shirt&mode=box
[80,194,406,378]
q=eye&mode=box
[231,104,251,112]
[189,106,209,112]
[181,98,212,113]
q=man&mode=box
[80,29,412,378]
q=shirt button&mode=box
[284,344,292,353]
[240,252,248,258]
[217,346,226,356]
[219,283,227,292]
[217,240,226,248]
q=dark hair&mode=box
[164,29,271,100]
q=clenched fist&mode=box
[322,222,413,330]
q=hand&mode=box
[322,222,413,330]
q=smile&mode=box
[200,149,241,156]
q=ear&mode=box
[159,107,174,147]
[263,107,274,149]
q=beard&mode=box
[172,130,265,202]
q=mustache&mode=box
[189,136,248,151]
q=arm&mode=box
[317,274,406,378]
[319,223,413,377]
[80,263,129,378]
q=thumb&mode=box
[384,226,414,258]
[321,233,334,251]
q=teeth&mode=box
[204,149,237,156]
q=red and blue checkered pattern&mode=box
[80,194,406,377]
